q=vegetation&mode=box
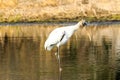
[0,0,120,22]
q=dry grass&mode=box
[0,0,120,22]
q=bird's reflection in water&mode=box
[59,69,62,80]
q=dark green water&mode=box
[0,22,120,80]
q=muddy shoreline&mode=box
[0,20,120,27]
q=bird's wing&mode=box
[60,31,65,42]
[46,28,66,45]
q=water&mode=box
[0,22,120,80]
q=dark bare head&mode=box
[76,19,87,28]
[80,19,87,26]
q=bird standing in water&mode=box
[44,19,87,71]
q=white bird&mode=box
[44,19,87,71]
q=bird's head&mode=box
[82,19,87,26]
[78,19,87,27]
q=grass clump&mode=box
[0,0,120,22]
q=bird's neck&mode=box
[71,22,82,31]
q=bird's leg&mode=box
[57,46,62,72]
[54,47,62,80]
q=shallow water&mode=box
[0,22,120,80]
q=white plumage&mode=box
[44,19,87,71]
[44,19,87,50]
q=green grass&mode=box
[0,14,120,23]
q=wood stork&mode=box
[44,19,87,71]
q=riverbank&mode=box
[0,0,120,22]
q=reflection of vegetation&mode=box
[0,23,119,80]
[0,23,120,48]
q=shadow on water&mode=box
[0,22,120,80]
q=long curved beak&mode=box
[83,22,87,26]
[81,23,91,41]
